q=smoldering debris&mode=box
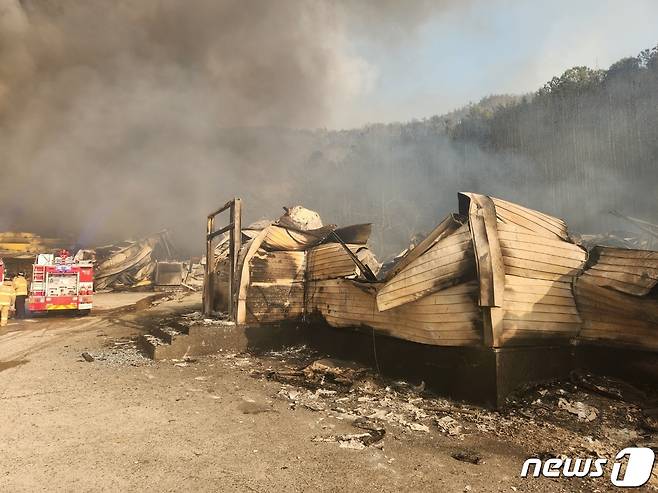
[557,398,599,423]
[435,416,462,436]
[0,0,415,253]
[94,232,177,291]
[303,358,369,387]
[179,311,234,327]
[80,338,154,367]
[451,450,483,465]
[573,211,658,251]
[570,370,648,404]
[81,352,94,362]
[312,428,385,450]
[201,345,658,461]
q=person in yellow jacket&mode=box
[12,272,28,319]
[0,281,15,327]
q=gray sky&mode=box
[332,0,658,128]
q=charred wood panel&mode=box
[580,246,658,296]
[494,209,586,347]
[492,197,568,240]
[306,243,361,281]
[376,226,476,311]
[575,278,658,351]
[309,279,482,346]
[245,282,305,324]
[249,250,305,284]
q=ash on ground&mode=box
[205,345,658,488]
[180,311,235,327]
[82,338,154,367]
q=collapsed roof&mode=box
[207,193,658,354]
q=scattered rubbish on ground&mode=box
[201,344,658,471]
[557,398,599,422]
[81,338,154,367]
[435,415,463,437]
[179,311,235,327]
[451,450,483,465]
[238,398,277,415]
[642,408,658,432]
[312,429,385,450]
[312,416,385,450]
[303,358,368,387]
[570,370,647,403]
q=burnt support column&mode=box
[203,198,242,320]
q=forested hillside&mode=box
[450,45,658,221]
[276,44,658,257]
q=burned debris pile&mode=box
[0,230,189,294]
[206,345,658,467]
[209,205,380,323]
[213,192,592,347]
[0,232,68,256]
[93,231,180,292]
[204,192,658,405]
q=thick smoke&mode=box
[0,0,381,249]
[1,1,653,260]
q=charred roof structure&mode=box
[199,194,657,407]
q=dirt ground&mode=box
[0,293,655,492]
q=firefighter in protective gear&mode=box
[12,272,28,319]
[0,281,15,327]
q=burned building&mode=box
[190,193,658,406]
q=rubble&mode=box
[0,232,69,256]
[279,206,324,231]
[570,370,647,403]
[642,408,658,432]
[94,231,177,291]
[82,338,154,367]
[197,344,657,473]
[302,358,368,387]
[312,431,384,450]
[182,259,205,290]
[0,232,71,275]
[451,450,483,465]
[179,311,235,327]
[435,415,463,437]
[557,398,599,422]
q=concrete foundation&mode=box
[139,314,657,407]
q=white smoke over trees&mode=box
[0,0,656,259]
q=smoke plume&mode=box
[0,0,388,250]
[1,1,654,260]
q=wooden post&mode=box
[203,198,241,320]
[203,214,215,316]
[231,198,242,320]
[228,204,235,320]
[459,193,505,348]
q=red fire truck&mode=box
[27,250,94,314]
